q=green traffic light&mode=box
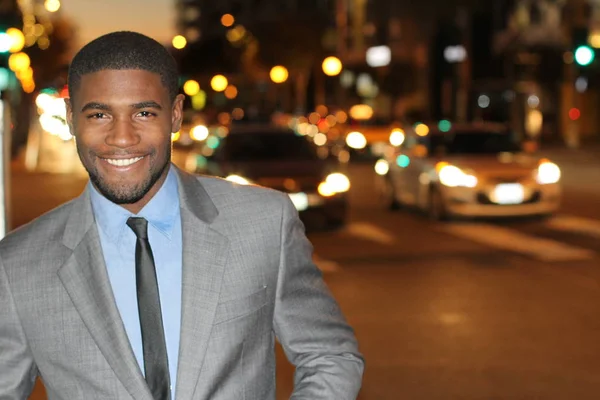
[575,45,595,66]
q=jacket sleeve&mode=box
[272,193,364,399]
[0,254,38,400]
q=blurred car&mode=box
[190,124,350,228]
[374,122,562,220]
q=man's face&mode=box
[66,69,184,213]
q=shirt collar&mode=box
[89,166,180,242]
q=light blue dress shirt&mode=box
[89,166,183,399]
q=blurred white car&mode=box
[374,123,561,220]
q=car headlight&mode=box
[536,160,560,184]
[318,172,350,196]
[225,174,251,185]
[436,163,478,188]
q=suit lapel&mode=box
[173,167,230,400]
[58,190,151,400]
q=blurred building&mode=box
[333,0,435,122]
[176,0,332,42]
[174,0,478,122]
[173,0,600,148]
[491,0,600,147]
[332,0,600,147]
[174,0,336,115]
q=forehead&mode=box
[74,69,168,104]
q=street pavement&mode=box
[12,143,600,399]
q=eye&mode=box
[87,113,107,119]
[137,111,157,118]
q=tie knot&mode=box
[126,217,149,239]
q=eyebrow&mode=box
[81,102,111,112]
[131,101,163,110]
[80,101,163,113]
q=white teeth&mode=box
[105,157,143,166]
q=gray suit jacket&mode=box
[0,165,364,400]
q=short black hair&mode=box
[68,31,180,101]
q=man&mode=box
[0,31,364,399]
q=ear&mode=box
[171,94,185,134]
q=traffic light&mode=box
[575,45,595,66]
[572,27,595,67]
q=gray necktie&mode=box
[126,217,171,400]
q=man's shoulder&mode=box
[194,173,287,207]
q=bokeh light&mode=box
[221,14,235,27]
[270,66,289,83]
[172,35,187,49]
[322,56,342,76]
[210,75,228,92]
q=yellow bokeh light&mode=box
[269,65,288,83]
[210,74,228,92]
[44,0,61,12]
[221,14,235,27]
[322,56,343,76]
[349,104,373,120]
[224,85,238,99]
[335,110,348,123]
[16,67,33,80]
[415,123,430,136]
[24,33,36,47]
[172,35,187,49]
[6,28,25,53]
[318,182,336,197]
[590,32,600,48]
[37,36,50,50]
[171,131,181,142]
[8,52,30,72]
[191,91,206,110]
[33,24,45,37]
[226,26,246,43]
[183,79,200,96]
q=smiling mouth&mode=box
[103,156,145,167]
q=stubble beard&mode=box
[80,144,171,205]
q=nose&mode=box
[105,119,140,148]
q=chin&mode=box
[95,180,148,203]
